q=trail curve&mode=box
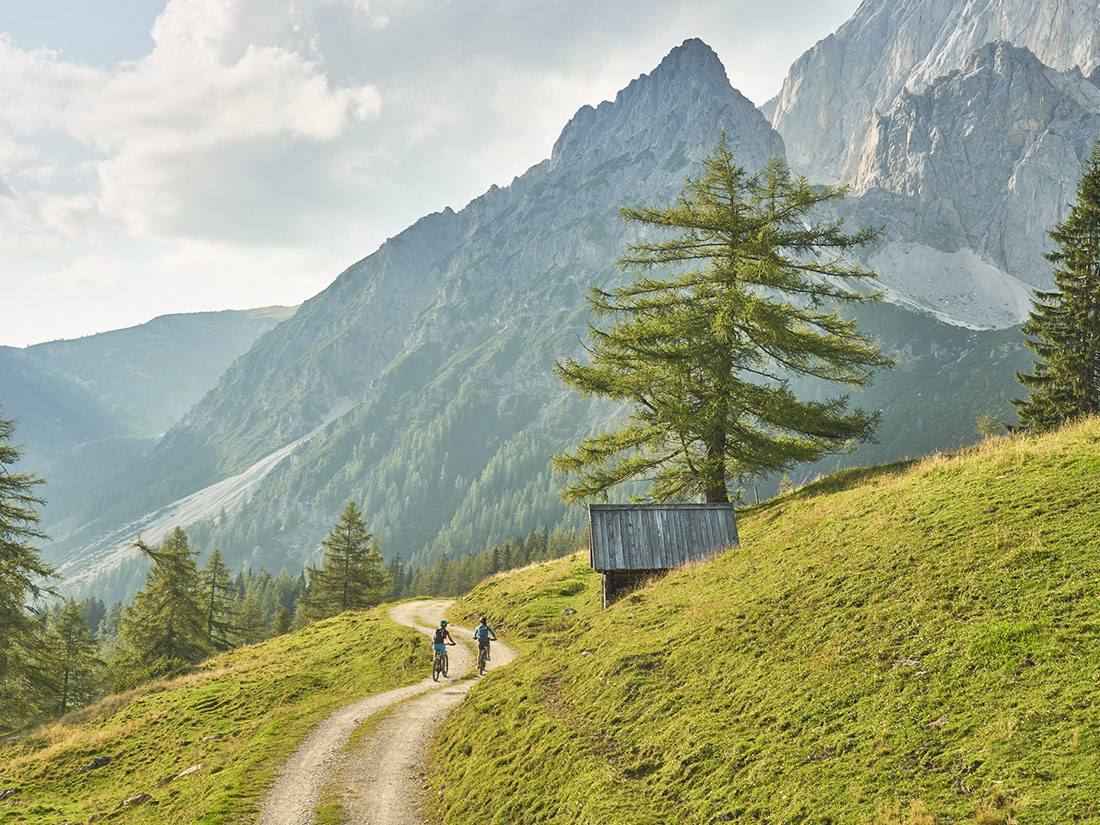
[259,599,514,825]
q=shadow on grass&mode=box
[743,459,919,513]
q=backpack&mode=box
[474,625,489,643]
[433,627,445,644]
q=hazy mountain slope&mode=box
[25,306,297,439]
[0,307,294,533]
[49,39,789,593]
[767,0,1100,180]
[438,418,1100,822]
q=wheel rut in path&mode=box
[259,599,514,825]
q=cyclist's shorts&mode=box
[433,643,447,653]
[477,640,491,649]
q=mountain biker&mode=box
[433,620,456,671]
[472,616,496,661]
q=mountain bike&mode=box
[476,644,489,676]
[432,642,455,681]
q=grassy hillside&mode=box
[436,419,1100,824]
[0,609,422,824]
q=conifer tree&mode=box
[111,527,209,688]
[0,411,56,728]
[554,138,893,503]
[45,599,103,715]
[271,606,292,637]
[95,601,123,661]
[301,501,389,621]
[387,555,406,600]
[234,589,268,645]
[201,548,236,651]
[1013,142,1100,430]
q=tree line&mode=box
[0,430,581,732]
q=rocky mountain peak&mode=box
[551,38,781,175]
[845,39,1100,328]
[768,0,1100,181]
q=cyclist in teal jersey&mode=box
[472,616,496,661]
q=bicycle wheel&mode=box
[442,654,449,678]
[432,655,442,681]
[477,648,487,675]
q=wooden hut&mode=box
[588,503,740,608]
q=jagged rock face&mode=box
[768,0,1100,181]
[845,41,1100,326]
[171,38,783,470]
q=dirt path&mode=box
[259,599,514,825]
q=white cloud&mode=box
[33,192,98,239]
[1,0,863,347]
[42,252,127,288]
[351,0,390,29]
[0,2,383,248]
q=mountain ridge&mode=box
[46,38,793,597]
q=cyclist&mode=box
[433,620,456,673]
[472,616,497,662]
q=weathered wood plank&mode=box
[589,504,739,573]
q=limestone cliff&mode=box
[848,41,1100,327]
[767,0,1100,181]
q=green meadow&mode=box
[436,420,1100,824]
[0,610,422,824]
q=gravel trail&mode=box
[259,599,514,825]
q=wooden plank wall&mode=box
[589,504,739,572]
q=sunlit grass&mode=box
[0,608,424,824]
[435,417,1100,823]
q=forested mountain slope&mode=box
[46,34,1043,601]
[47,40,791,594]
[44,7,1077,600]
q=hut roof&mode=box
[588,503,739,572]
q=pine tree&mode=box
[234,589,268,645]
[271,606,292,637]
[45,599,103,715]
[111,527,209,688]
[0,411,56,728]
[301,502,389,621]
[387,555,406,600]
[201,548,236,651]
[1013,142,1100,430]
[95,601,123,661]
[554,138,893,502]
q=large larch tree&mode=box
[554,138,893,503]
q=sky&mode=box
[0,0,858,348]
